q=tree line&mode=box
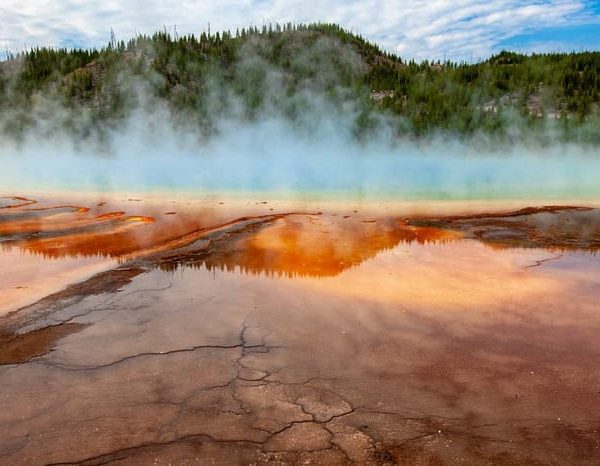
[0,23,598,144]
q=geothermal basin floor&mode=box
[0,195,599,464]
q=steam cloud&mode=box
[1,35,599,201]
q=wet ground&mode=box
[1,194,600,465]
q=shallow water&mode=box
[0,194,297,315]
[5,140,600,201]
[0,248,115,316]
[1,205,599,464]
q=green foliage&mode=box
[1,23,599,144]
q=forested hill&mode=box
[1,23,599,144]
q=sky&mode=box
[0,0,599,61]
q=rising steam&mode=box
[1,33,599,201]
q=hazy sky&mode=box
[1,0,599,61]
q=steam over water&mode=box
[2,34,599,202]
[3,117,600,200]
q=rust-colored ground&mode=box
[0,195,599,465]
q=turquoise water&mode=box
[3,133,600,200]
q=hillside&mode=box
[1,23,599,144]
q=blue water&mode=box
[3,123,600,200]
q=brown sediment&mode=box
[0,215,159,260]
[94,211,125,220]
[0,323,88,365]
[433,204,593,220]
[154,216,461,278]
[1,196,600,464]
[0,267,144,331]
[25,267,143,309]
[122,212,321,263]
[26,205,90,214]
[9,196,597,262]
[0,215,144,238]
[410,205,600,251]
[0,211,313,322]
[123,215,155,223]
[1,229,599,464]
[0,196,37,209]
[0,195,314,260]
[1,199,597,312]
